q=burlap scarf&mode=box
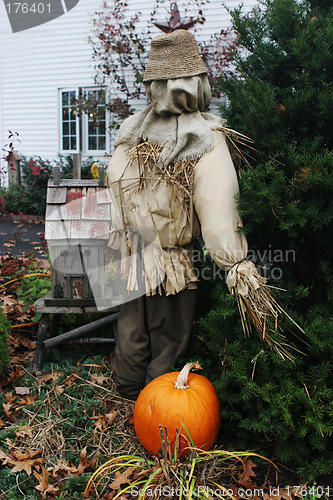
[113,75,223,165]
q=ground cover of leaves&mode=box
[0,354,139,499]
[0,343,331,500]
[0,351,328,500]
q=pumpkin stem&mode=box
[174,362,202,390]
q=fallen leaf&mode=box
[7,366,25,384]
[12,335,32,348]
[130,467,154,483]
[0,448,10,462]
[54,385,65,395]
[237,457,257,488]
[17,395,37,406]
[1,295,17,310]
[64,371,78,387]
[11,457,43,475]
[12,352,34,364]
[2,402,18,422]
[0,447,43,475]
[15,386,30,395]
[88,451,99,470]
[108,467,136,491]
[79,447,90,465]
[105,410,117,425]
[4,392,16,402]
[70,447,92,476]
[16,313,32,323]
[38,371,62,384]
[15,424,34,439]
[125,413,134,425]
[93,415,107,432]
[90,373,109,385]
[101,493,114,500]
[12,449,42,461]
[52,459,79,478]
[33,466,60,498]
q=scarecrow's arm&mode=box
[193,130,303,356]
[193,130,248,269]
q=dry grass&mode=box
[126,141,198,222]
[0,356,144,498]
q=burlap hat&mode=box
[143,30,207,82]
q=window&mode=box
[86,89,107,152]
[61,90,79,152]
[59,87,109,155]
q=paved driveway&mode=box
[0,217,47,260]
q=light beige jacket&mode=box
[107,129,248,295]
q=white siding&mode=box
[0,0,258,180]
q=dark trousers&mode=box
[112,288,197,400]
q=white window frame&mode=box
[58,87,80,154]
[82,87,110,156]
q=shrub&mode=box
[201,285,333,480]
[198,0,333,480]
[0,155,96,216]
[1,157,52,216]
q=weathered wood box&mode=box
[44,176,114,309]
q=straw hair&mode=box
[143,30,207,82]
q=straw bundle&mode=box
[214,126,256,166]
[127,141,199,219]
[227,260,305,360]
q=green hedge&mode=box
[197,0,333,480]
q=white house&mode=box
[0,0,257,183]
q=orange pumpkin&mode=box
[133,362,220,457]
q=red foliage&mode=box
[31,164,41,176]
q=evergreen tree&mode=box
[200,0,333,479]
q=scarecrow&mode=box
[107,30,290,401]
